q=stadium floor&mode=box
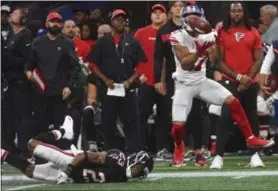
[1,155,278,190]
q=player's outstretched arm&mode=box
[57,152,107,184]
[71,151,107,167]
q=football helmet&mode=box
[181,5,205,32]
[126,151,154,180]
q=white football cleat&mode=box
[246,152,265,168]
[61,116,74,140]
[210,155,223,169]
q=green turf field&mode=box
[2,155,278,190]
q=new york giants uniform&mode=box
[170,29,232,122]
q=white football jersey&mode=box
[170,29,216,85]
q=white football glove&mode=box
[70,144,84,156]
[57,170,73,185]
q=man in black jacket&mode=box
[25,12,80,145]
[86,9,147,154]
[2,7,33,155]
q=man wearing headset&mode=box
[86,9,147,155]
[2,7,33,157]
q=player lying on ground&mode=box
[169,15,275,166]
[1,116,154,184]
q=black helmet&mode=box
[126,151,154,180]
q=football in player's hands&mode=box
[265,74,278,93]
[185,15,212,34]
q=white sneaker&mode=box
[210,155,223,169]
[247,152,265,168]
[61,116,74,140]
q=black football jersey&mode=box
[71,149,128,183]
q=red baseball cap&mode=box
[151,4,166,13]
[110,9,127,20]
[46,12,62,22]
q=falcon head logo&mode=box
[235,32,245,42]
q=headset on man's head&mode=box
[108,8,132,27]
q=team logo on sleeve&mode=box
[234,32,244,42]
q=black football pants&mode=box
[101,90,141,154]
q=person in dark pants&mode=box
[86,9,147,154]
[154,1,206,165]
[62,20,92,146]
[25,12,80,149]
[133,4,168,156]
[2,8,32,156]
[211,2,264,169]
[82,73,105,151]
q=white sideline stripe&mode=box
[148,171,278,178]
[6,184,46,191]
[233,176,248,179]
[2,171,278,183]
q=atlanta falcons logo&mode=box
[235,32,245,42]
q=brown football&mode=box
[265,74,278,93]
[185,15,212,34]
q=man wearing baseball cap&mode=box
[134,4,167,155]
[25,12,80,140]
[2,7,33,156]
[86,9,147,154]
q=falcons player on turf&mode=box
[169,15,275,167]
[1,116,154,184]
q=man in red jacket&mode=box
[134,4,167,156]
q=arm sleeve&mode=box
[154,31,165,83]
[134,30,147,75]
[135,61,145,75]
[83,43,97,71]
[87,73,97,85]
[169,32,181,46]
[67,41,81,89]
[86,39,102,66]
[25,38,38,71]
[253,29,263,49]
[134,40,147,66]
[260,45,275,75]
[18,31,32,67]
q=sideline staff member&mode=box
[2,8,32,154]
[87,9,147,154]
[211,2,263,169]
[25,12,80,137]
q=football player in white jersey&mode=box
[169,14,275,166]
